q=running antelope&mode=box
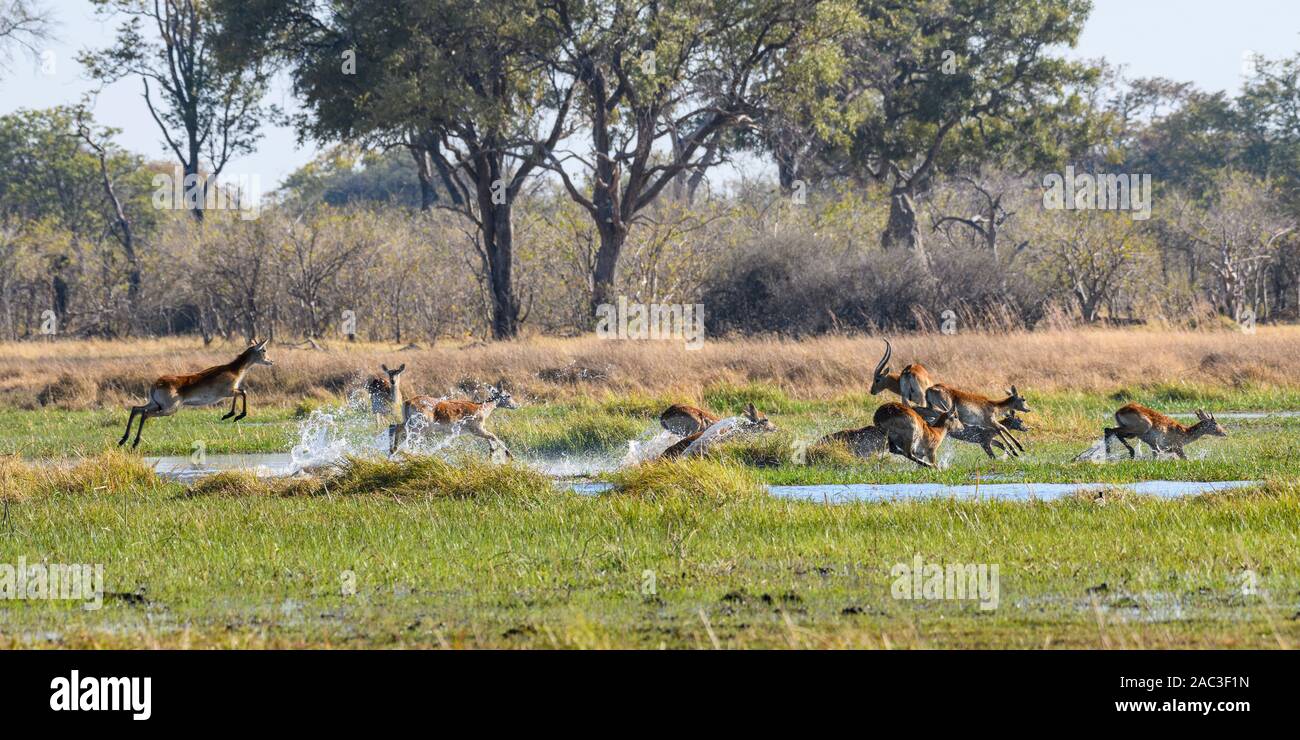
[1104,404,1227,459]
[366,363,406,427]
[660,404,776,459]
[924,384,1029,456]
[118,339,274,449]
[918,407,1028,459]
[389,387,520,458]
[870,339,932,406]
[873,399,963,468]
[659,403,720,437]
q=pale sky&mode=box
[1,0,1297,189]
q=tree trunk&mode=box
[185,155,205,222]
[882,187,924,255]
[590,220,627,316]
[477,173,520,340]
[410,147,437,211]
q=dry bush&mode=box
[2,326,1297,408]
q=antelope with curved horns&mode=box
[660,404,776,459]
[366,363,406,427]
[918,407,1029,459]
[390,386,520,459]
[870,339,932,406]
[659,403,721,437]
[118,339,274,449]
[1104,404,1227,459]
[924,384,1030,455]
[873,398,963,468]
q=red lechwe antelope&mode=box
[924,384,1030,456]
[118,339,274,449]
[660,403,776,459]
[366,363,406,427]
[873,399,963,468]
[389,387,520,458]
[918,407,1028,459]
[1104,404,1227,459]
[659,403,721,436]
[869,339,932,406]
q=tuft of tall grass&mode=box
[709,430,798,467]
[183,455,562,502]
[0,451,159,500]
[806,439,863,466]
[606,458,764,500]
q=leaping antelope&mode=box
[873,399,963,468]
[659,403,721,437]
[660,404,776,459]
[366,363,406,427]
[118,339,274,449]
[1104,404,1227,459]
[924,384,1029,456]
[870,339,932,406]
[918,407,1028,459]
[390,387,520,459]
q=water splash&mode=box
[682,416,747,457]
[622,429,678,465]
[1073,437,1111,463]
[290,390,387,471]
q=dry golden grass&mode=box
[1,326,1296,409]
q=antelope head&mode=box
[870,339,894,394]
[743,403,777,431]
[1006,385,1030,413]
[247,338,273,366]
[1192,409,1227,437]
[382,363,406,384]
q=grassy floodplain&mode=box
[2,329,1299,648]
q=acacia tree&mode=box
[537,0,852,313]
[214,0,572,339]
[80,0,274,221]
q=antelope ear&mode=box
[397,363,406,373]
[381,364,390,373]
[746,402,757,418]
[1010,385,1018,396]
[255,338,269,350]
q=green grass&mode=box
[1,458,1296,648]
[4,384,1299,648]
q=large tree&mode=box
[783,0,1091,261]
[80,0,274,220]
[213,0,572,339]
[537,0,853,313]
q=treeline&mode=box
[1,1,1300,342]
